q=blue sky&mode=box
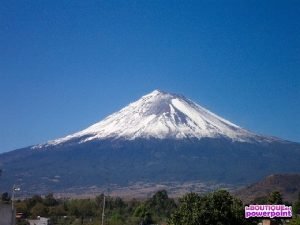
[0,0,299,153]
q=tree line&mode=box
[1,189,300,225]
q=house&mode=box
[28,217,50,225]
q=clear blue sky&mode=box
[0,0,299,153]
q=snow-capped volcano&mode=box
[37,90,273,147]
[3,90,299,194]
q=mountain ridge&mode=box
[235,173,300,203]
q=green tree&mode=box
[168,192,203,225]
[169,190,253,225]
[289,217,300,225]
[67,201,79,217]
[146,190,176,218]
[44,193,58,207]
[30,202,48,218]
[109,212,125,225]
[114,197,126,209]
[77,199,95,217]
[132,190,177,224]
[48,204,67,217]
[15,201,30,216]
[26,195,43,209]
[66,199,96,218]
[268,191,283,204]
[133,204,154,225]
[293,192,300,217]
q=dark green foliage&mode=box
[15,189,295,225]
[66,199,96,218]
[289,218,300,225]
[268,191,283,204]
[145,189,177,218]
[109,211,125,225]
[14,190,174,225]
[30,202,48,217]
[44,193,58,207]
[293,192,300,216]
[168,192,202,225]
[168,190,255,225]
[133,204,153,225]
[48,204,66,217]
[15,201,30,216]
[26,195,43,209]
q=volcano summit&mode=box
[0,90,299,195]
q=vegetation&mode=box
[168,190,255,225]
[13,190,175,225]
[8,190,300,225]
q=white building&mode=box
[28,217,50,225]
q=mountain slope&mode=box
[235,174,300,203]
